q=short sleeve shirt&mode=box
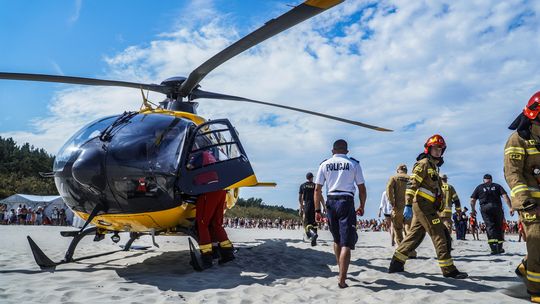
[379,191,392,215]
[314,154,365,197]
[470,182,507,205]
[299,181,315,202]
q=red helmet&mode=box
[424,134,446,154]
[523,91,540,120]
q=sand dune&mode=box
[0,226,530,303]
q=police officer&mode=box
[470,174,512,254]
[388,134,467,279]
[386,164,415,257]
[504,91,540,303]
[299,172,320,246]
[314,139,366,288]
[439,174,461,248]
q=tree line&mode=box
[0,137,57,198]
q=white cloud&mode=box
[68,0,83,25]
[3,0,540,219]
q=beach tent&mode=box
[0,194,75,224]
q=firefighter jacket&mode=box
[504,130,540,210]
[439,182,461,218]
[386,172,409,210]
[406,155,443,207]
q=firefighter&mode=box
[386,164,417,257]
[439,174,461,246]
[503,91,540,303]
[388,134,468,279]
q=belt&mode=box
[329,190,354,196]
[327,195,354,200]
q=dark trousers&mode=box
[457,221,467,240]
[480,203,504,250]
[303,201,317,236]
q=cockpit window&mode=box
[108,114,192,174]
[53,115,119,171]
[186,122,242,170]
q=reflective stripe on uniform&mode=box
[488,239,499,244]
[511,184,529,197]
[438,258,454,267]
[200,243,213,253]
[416,187,436,203]
[498,240,504,244]
[527,148,540,155]
[411,174,423,183]
[528,270,540,283]
[394,250,408,262]
[505,147,525,155]
[405,189,416,196]
[529,187,540,198]
[219,240,233,248]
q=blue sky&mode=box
[1,0,540,221]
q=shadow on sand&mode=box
[114,238,337,292]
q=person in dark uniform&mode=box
[314,139,366,288]
[457,207,469,240]
[470,174,513,254]
[299,172,321,246]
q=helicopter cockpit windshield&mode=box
[54,115,119,171]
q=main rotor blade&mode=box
[178,0,344,97]
[192,89,393,132]
[0,72,170,94]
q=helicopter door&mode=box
[178,119,254,195]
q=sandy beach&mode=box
[0,226,530,303]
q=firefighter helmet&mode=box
[523,91,540,120]
[424,134,446,154]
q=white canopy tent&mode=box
[0,194,75,224]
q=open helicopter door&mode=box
[178,119,262,195]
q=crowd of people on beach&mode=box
[0,203,70,226]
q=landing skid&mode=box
[188,237,204,271]
[27,228,141,271]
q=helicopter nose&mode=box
[72,146,106,191]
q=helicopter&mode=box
[0,0,392,271]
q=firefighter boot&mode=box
[388,258,405,273]
[201,252,213,270]
[515,259,527,278]
[443,269,469,279]
[218,246,235,265]
[489,243,499,255]
[212,243,220,259]
[497,242,505,254]
[308,227,318,247]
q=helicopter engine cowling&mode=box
[71,143,106,192]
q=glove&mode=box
[315,212,323,222]
[404,205,413,220]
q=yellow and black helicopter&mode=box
[0,0,391,271]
